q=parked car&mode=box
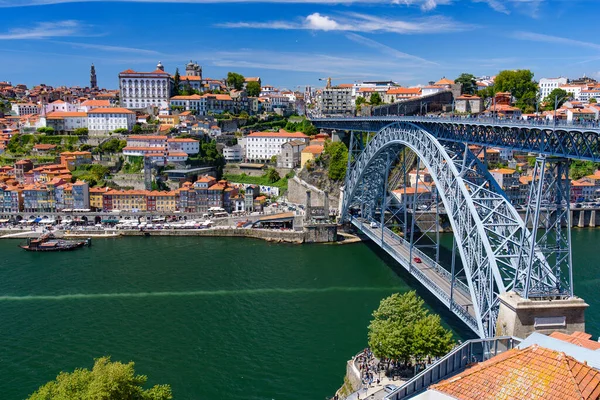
[384,384,399,393]
[413,257,422,264]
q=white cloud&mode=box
[305,13,341,31]
[513,31,600,51]
[207,49,421,81]
[0,20,85,40]
[51,41,161,54]
[219,12,474,34]
[344,33,437,64]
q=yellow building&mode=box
[104,190,147,212]
[157,115,180,127]
[154,191,177,212]
[89,187,109,211]
[301,144,325,168]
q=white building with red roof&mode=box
[245,129,309,162]
[87,107,136,134]
[119,62,172,110]
[45,99,77,114]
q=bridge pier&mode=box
[496,292,588,339]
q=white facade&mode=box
[559,85,584,101]
[167,138,199,155]
[245,130,308,161]
[87,108,136,134]
[580,90,600,103]
[223,145,242,162]
[421,86,444,96]
[169,95,206,114]
[119,63,172,110]
[45,112,88,133]
[538,77,568,99]
[78,99,111,113]
[11,103,39,116]
[45,100,77,114]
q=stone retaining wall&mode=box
[288,176,339,209]
[119,228,306,243]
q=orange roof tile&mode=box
[550,331,600,350]
[387,87,422,95]
[431,344,600,400]
[46,111,87,119]
[87,107,134,114]
[301,144,324,154]
[81,99,110,107]
[248,130,308,139]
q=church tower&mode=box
[90,64,98,89]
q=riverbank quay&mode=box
[0,226,342,244]
[336,349,405,400]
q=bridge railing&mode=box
[385,228,471,298]
[356,220,479,332]
[312,115,600,131]
[388,336,522,399]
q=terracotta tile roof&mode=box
[435,77,455,85]
[387,87,422,95]
[248,130,308,139]
[431,344,600,400]
[301,144,324,154]
[88,107,135,114]
[33,144,57,150]
[550,331,600,350]
[490,168,517,174]
[170,94,203,100]
[81,99,110,107]
[167,138,198,143]
[393,187,431,194]
[46,111,87,119]
[128,135,167,141]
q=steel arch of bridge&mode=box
[344,122,559,338]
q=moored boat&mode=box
[19,233,91,252]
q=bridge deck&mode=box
[353,218,480,334]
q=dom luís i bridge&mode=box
[312,111,600,339]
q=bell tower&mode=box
[90,64,98,89]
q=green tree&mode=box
[73,127,89,136]
[590,98,598,104]
[493,69,538,112]
[173,68,181,96]
[369,92,383,106]
[542,88,570,111]
[37,127,55,135]
[27,356,172,400]
[270,155,278,164]
[227,72,245,91]
[132,124,142,134]
[455,73,477,95]
[265,167,280,183]
[246,81,261,97]
[368,292,454,365]
[324,141,348,181]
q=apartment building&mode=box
[246,130,309,162]
[88,107,136,134]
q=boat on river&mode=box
[19,233,91,252]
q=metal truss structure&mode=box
[313,116,600,162]
[343,122,563,338]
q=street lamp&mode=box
[553,94,569,128]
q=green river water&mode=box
[0,231,599,399]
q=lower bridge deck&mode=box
[352,218,480,334]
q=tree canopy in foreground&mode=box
[27,356,172,400]
[368,291,454,365]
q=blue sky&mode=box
[0,0,598,90]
